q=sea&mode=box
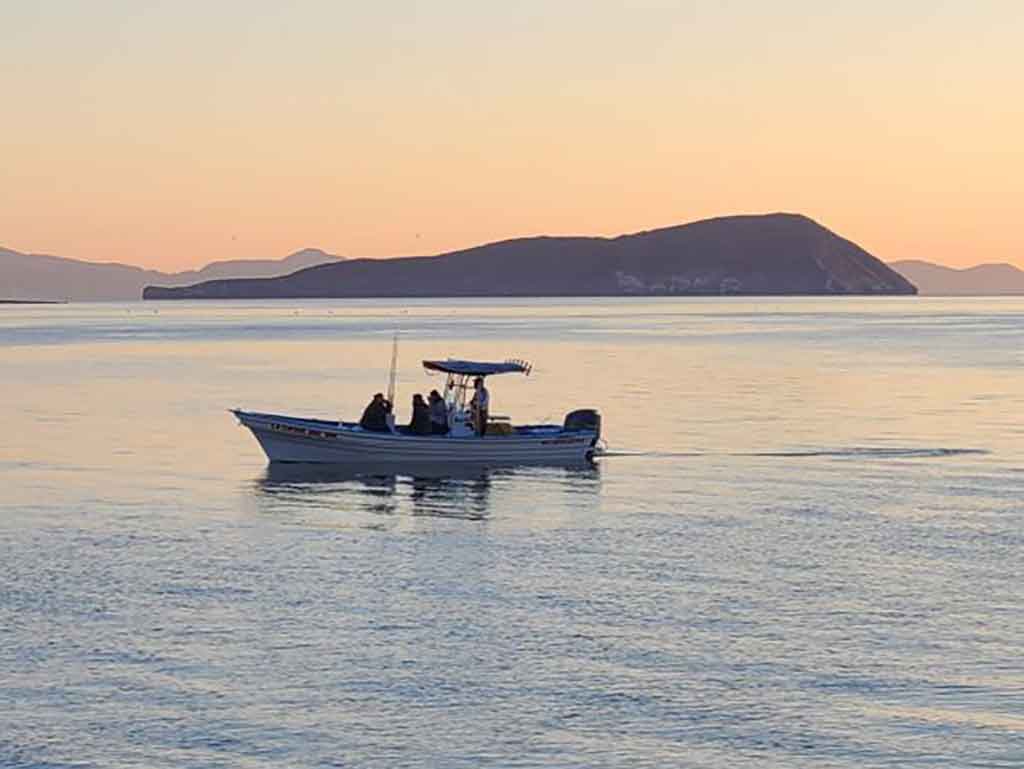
[1,297,1022,768]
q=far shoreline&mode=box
[0,299,68,305]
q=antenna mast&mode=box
[386,332,399,405]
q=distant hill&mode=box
[168,248,342,284]
[889,260,1024,295]
[0,247,342,301]
[144,214,916,300]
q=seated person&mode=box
[359,393,391,432]
[428,390,448,434]
[409,393,432,435]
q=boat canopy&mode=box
[422,358,532,377]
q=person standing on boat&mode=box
[428,390,448,435]
[470,377,490,436]
[359,393,391,433]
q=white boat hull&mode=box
[232,410,599,465]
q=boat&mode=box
[232,357,602,465]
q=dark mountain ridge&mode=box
[144,214,915,299]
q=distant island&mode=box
[888,260,1024,295]
[144,214,916,299]
[0,247,342,302]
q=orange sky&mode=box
[2,2,1021,271]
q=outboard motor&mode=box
[563,409,601,439]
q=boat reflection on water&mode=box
[255,461,601,522]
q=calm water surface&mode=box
[2,297,1022,768]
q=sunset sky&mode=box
[2,1,1021,271]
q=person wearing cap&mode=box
[470,377,490,436]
